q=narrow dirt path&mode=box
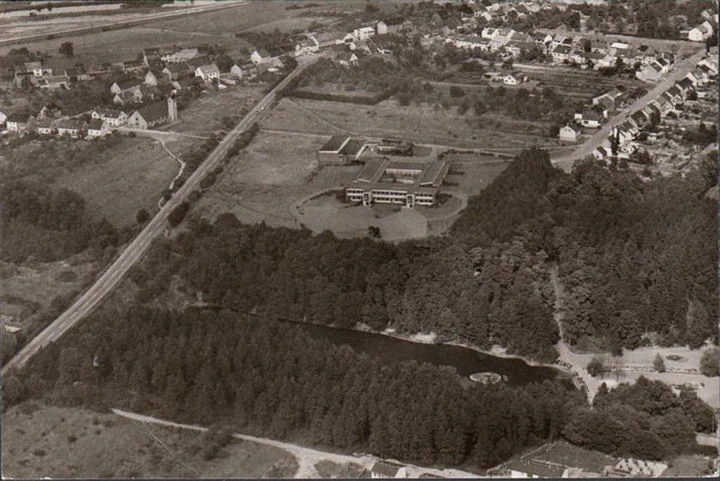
[111,408,483,479]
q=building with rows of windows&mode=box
[345,157,449,207]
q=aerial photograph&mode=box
[0,0,717,478]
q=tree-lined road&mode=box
[1,59,316,376]
[551,49,707,172]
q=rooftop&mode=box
[319,135,350,153]
[136,100,169,123]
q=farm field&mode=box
[263,98,548,150]
[173,85,266,136]
[1,402,298,479]
[55,137,183,228]
[194,130,358,229]
[0,27,228,66]
[155,1,335,35]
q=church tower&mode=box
[167,94,178,122]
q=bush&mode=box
[586,356,606,377]
[168,202,190,228]
[699,347,718,377]
[136,209,150,224]
[449,86,465,98]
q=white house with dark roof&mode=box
[87,118,107,138]
[6,113,31,133]
[559,124,581,142]
[162,48,199,64]
[195,63,220,81]
[56,118,85,137]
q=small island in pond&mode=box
[470,372,507,384]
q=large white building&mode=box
[346,157,449,208]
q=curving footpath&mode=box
[1,59,317,377]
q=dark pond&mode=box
[286,320,574,388]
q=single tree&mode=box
[653,354,666,372]
[59,41,74,58]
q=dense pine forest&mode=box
[4,148,716,468]
[122,148,717,357]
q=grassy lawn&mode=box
[264,97,548,150]
[314,460,365,478]
[662,455,716,477]
[54,137,179,228]
[173,85,266,135]
[194,130,358,228]
[1,402,298,479]
[155,1,345,36]
[0,258,96,322]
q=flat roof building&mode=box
[346,157,449,208]
[317,135,368,165]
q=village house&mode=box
[24,61,45,77]
[56,118,85,138]
[688,21,714,42]
[592,89,625,113]
[162,48,199,64]
[295,37,319,57]
[142,47,162,67]
[506,458,567,478]
[593,145,610,161]
[195,63,220,81]
[551,45,572,63]
[353,25,376,41]
[92,108,128,127]
[162,63,190,81]
[144,69,161,86]
[336,51,359,68]
[33,118,55,135]
[6,113,31,133]
[111,79,143,98]
[503,74,520,85]
[370,461,407,479]
[122,59,145,73]
[38,75,69,90]
[0,111,6,128]
[86,118,106,138]
[126,97,178,130]
[251,49,272,65]
[575,106,604,128]
[559,124,581,142]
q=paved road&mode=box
[551,50,708,172]
[111,408,483,479]
[1,59,316,376]
[0,1,244,47]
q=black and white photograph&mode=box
[0,0,718,479]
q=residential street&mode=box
[551,49,707,172]
[1,59,317,377]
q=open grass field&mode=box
[0,26,226,66]
[155,1,330,36]
[55,137,180,228]
[1,402,298,479]
[661,455,716,477]
[0,257,96,321]
[194,130,358,229]
[263,97,548,150]
[173,85,266,136]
